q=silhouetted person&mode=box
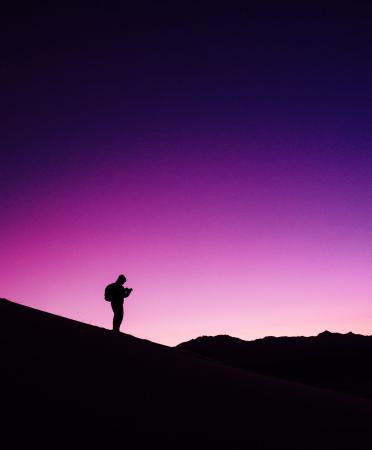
[105,274,133,333]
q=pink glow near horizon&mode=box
[2,137,372,345]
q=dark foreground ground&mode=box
[1,298,372,448]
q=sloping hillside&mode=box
[1,298,371,447]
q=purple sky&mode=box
[2,2,372,345]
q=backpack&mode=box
[104,283,116,302]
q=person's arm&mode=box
[123,287,133,298]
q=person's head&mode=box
[116,274,126,285]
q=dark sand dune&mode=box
[1,298,371,447]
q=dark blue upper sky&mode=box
[2,1,372,221]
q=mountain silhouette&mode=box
[1,298,372,448]
[177,331,372,400]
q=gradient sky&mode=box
[2,1,372,345]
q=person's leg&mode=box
[111,302,124,332]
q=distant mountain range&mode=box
[177,330,372,399]
[1,297,372,448]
